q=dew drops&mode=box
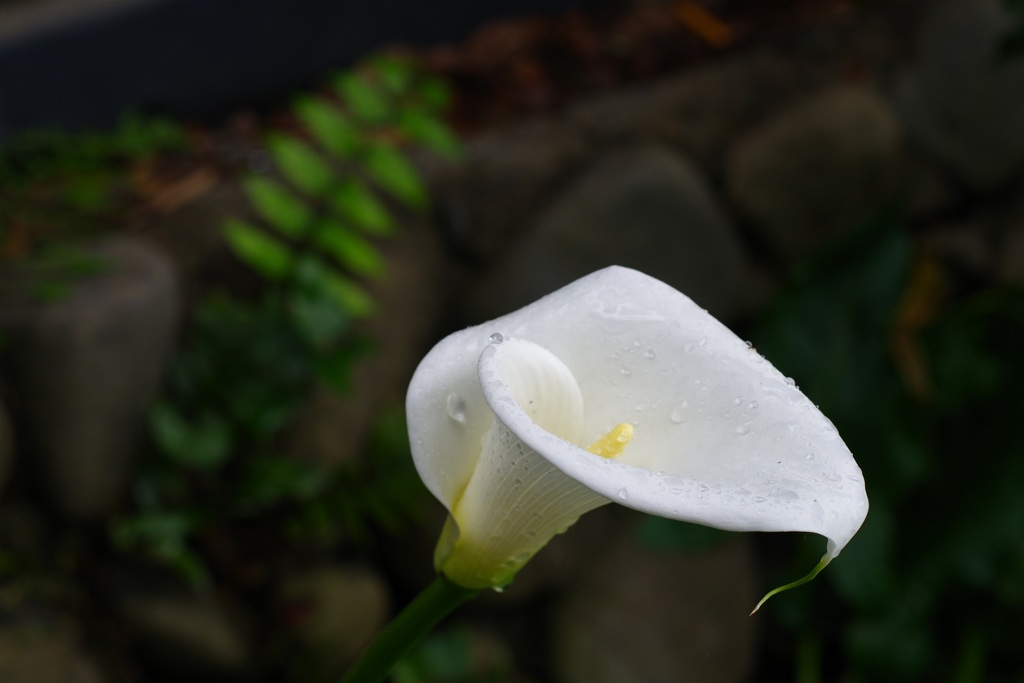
[697,484,710,494]
[733,397,743,405]
[446,392,467,424]
[736,423,751,436]
[784,376,797,387]
[645,348,656,360]
[748,400,759,410]
[805,452,816,461]
[670,402,688,424]
[616,488,629,500]
[489,332,504,344]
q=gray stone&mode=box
[444,119,590,260]
[0,614,105,683]
[550,512,757,683]
[727,85,904,263]
[997,187,1024,284]
[0,238,179,519]
[278,565,391,679]
[109,580,251,678]
[464,144,752,324]
[896,0,1024,191]
[568,51,831,169]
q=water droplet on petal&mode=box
[489,332,504,344]
[736,423,751,436]
[748,400,759,410]
[645,348,656,360]
[670,402,688,424]
[446,392,467,424]
[806,452,816,461]
[616,488,629,500]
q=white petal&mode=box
[407,266,868,563]
[434,339,607,588]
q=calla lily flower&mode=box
[407,266,867,599]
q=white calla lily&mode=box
[407,266,868,598]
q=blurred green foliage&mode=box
[392,627,513,683]
[751,223,1024,683]
[0,113,185,257]
[113,55,457,585]
[225,54,458,319]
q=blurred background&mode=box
[1,0,1023,681]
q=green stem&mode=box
[341,575,480,683]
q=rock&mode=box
[108,578,251,680]
[0,613,105,683]
[0,238,179,520]
[895,0,1024,191]
[727,85,904,263]
[444,119,589,260]
[568,51,830,170]
[0,400,12,497]
[923,224,994,278]
[278,565,391,680]
[998,192,1024,284]
[463,144,752,325]
[550,512,757,683]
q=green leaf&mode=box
[335,73,392,123]
[294,96,361,158]
[399,108,460,159]
[363,144,427,208]
[223,218,294,280]
[236,456,329,509]
[416,77,451,111]
[313,220,386,277]
[314,338,372,394]
[266,134,334,196]
[290,255,373,317]
[150,403,232,470]
[322,270,375,317]
[243,175,311,237]
[373,55,415,93]
[330,179,393,235]
[288,288,350,348]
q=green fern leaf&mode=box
[224,218,294,279]
[330,179,393,235]
[313,220,386,277]
[399,108,460,159]
[294,96,361,158]
[335,73,392,123]
[243,176,311,237]
[363,144,427,208]
[266,134,333,196]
